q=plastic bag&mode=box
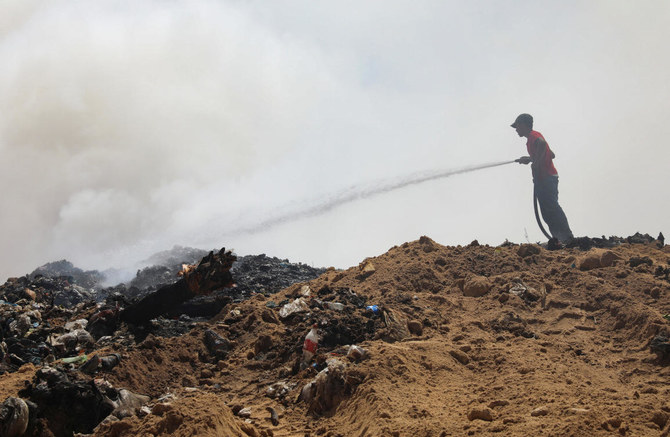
[279,298,310,318]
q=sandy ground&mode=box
[3,236,669,436]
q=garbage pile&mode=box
[1,233,669,437]
[231,254,328,297]
[128,250,327,302]
[0,247,336,435]
[565,231,663,250]
[161,254,329,321]
[128,246,211,293]
[16,366,149,436]
[0,275,96,307]
[30,260,105,290]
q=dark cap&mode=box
[511,113,533,128]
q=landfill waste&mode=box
[120,248,237,324]
[127,246,211,292]
[0,274,96,307]
[650,335,670,360]
[346,345,369,362]
[61,354,88,365]
[52,328,95,354]
[279,297,310,319]
[1,247,326,310]
[236,407,252,418]
[301,324,320,367]
[324,302,345,311]
[64,318,88,331]
[0,397,29,437]
[16,365,149,435]
[203,329,231,360]
[30,260,105,290]
[81,353,121,374]
[0,245,324,376]
[0,234,667,436]
[231,256,326,297]
[507,281,541,303]
[365,304,380,314]
[266,381,293,399]
[380,308,411,342]
[299,358,365,414]
[267,406,279,425]
[110,388,151,419]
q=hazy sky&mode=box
[1,1,668,281]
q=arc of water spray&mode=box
[229,159,516,235]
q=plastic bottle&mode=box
[301,324,319,365]
[325,302,344,311]
[366,305,380,314]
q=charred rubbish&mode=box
[30,260,105,290]
[18,366,149,436]
[120,248,237,325]
[231,254,327,298]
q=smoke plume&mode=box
[1,1,668,280]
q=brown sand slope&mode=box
[4,236,670,436]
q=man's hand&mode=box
[515,156,531,165]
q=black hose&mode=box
[533,186,552,239]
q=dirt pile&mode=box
[1,234,670,436]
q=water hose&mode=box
[533,187,552,239]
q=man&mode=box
[512,113,574,243]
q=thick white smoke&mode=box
[1,1,669,281]
[0,1,349,277]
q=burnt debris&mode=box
[0,247,329,374]
[120,248,237,324]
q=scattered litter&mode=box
[299,358,364,414]
[325,302,345,311]
[266,381,293,399]
[64,318,88,331]
[80,353,121,373]
[302,324,320,366]
[508,282,540,303]
[79,354,100,373]
[204,329,231,360]
[61,354,88,365]
[0,397,29,437]
[52,329,95,354]
[279,297,310,319]
[267,406,279,425]
[346,345,368,362]
[237,407,252,418]
[381,309,410,342]
[18,366,149,435]
[100,353,122,370]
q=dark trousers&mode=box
[534,176,573,242]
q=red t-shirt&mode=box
[526,130,558,180]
